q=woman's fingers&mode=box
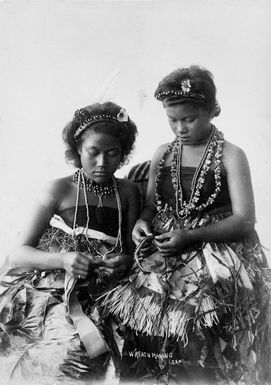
[101,254,132,278]
[73,269,88,279]
[132,231,144,245]
[72,255,90,278]
[155,239,178,256]
[66,252,132,279]
[100,265,126,278]
[132,221,153,245]
[154,238,172,248]
[103,257,122,268]
[99,267,114,277]
[64,252,103,279]
[85,253,103,265]
[103,254,131,269]
[154,232,171,242]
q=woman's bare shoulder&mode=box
[43,175,74,194]
[223,140,244,153]
[155,142,171,155]
[223,140,249,169]
[38,175,75,208]
[151,142,171,164]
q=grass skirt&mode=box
[100,211,271,384]
[0,226,119,385]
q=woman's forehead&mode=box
[165,103,199,115]
[81,129,121,148]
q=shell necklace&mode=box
[73,168,115,207]
[155,126,224,219]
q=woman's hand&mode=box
[132,219,153,246]
[62,252,102,279]
[101,253,133,279]
[154,229,190,257]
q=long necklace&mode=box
[73,168,123,253]
[73,169,115,207]
[155,126,224,219]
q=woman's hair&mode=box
[154,65,221,117]
[62,101,138,168]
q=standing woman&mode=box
[101,67,270,384]
[0,102,140,384]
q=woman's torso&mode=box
[56,205,120,237]
[158,165,232,214]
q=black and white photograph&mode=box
[0,1,271,384]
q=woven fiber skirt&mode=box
[100,211,271,384]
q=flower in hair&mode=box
[181,79,191,93]
[74,109,87,124]
[117,108,129,122]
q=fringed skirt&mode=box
[100,210,271,384]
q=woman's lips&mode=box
[93,171,108,176]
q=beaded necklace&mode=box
[73,168,115,207]
[155,126,224,219]
[73,168,123,255]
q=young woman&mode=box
[101,67,270,384]
[0,102,140,384]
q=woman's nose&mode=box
[176,121,187,134]
[96,154,107,167]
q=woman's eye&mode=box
[185,117,195,122]
[107,150,120,157]
[88,150,99,157]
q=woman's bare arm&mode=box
[132,144,168,244]
[122,180,141,254]
[7,178,95,277]
[156,142,256,255]
[8,179,64,269]
[188,141,255,243]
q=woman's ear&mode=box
[210,102,221,118]
[77,145,82,156]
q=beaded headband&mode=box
[155,79,207,103]
[74,108,129,141]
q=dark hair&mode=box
[154,65,221,117]
[62,102,138,168]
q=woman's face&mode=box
[78,129,122,184]
[165,103,212,145]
